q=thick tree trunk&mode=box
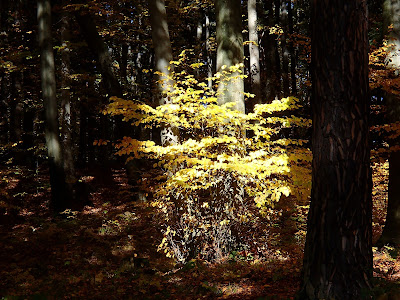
[379,0,400,246]
[215,0,245,113]
[247,0,261,108]
[38,0,69,212]
[299,0,372,299]
[148,0,179,146]
[74,11,122,98]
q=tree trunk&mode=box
[288,0,297,96]
[78,102,88,166]
[9,73,23,143]
[274,0,282,98]
[60,7,76,189]
[205,10,213,90]
[120,43,128,86]
[74,11,122,98]
[215,0,245,113]
[299,0,372,298]
[379,0,400,245]
[280,0,290,97]
[262,0,280,102]
[148,0,179,146]
[247,0,261,109]
[38,0,69,212]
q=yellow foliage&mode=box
[105,51,311,262]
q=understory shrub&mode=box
[105,50,311,262]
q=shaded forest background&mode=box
[1,0,400,299]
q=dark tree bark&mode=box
[280,0,290,97]
[75,9,122,165]
[60,7,76,189]
[288,0,297,96]
[120,43,128,85]
[261,0,280,102]
[78,102,88,165]
[74,11,122,98]
[379,0,400,246]
[38,0,69,212]
[9,73,23,143]
[299,0,372,299]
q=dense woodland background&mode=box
[1,0,400,299]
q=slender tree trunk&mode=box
[74,11,122,98]
[75,10,121,164]
[120,43,128,86]
[215,0,245,113]
[22,109,35,167]
[10,73,23,143]
[0,75,7,145]
[205,11,213,90]
[288,0,297,96]
[280,0,290,97]
[195,11,203,79]
[60,8,76,188]
[379,0,400,245]
[247,0,261,108]
[299,0,372,298]
[38,0,69,212]
[274,0,282,98]
[78,102,88,166]
[0,1,8,142]
[262,0,280,102]
[148,0,179,146]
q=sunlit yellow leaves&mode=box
[269,25,283,35]
[220,219,230,226]
[243,40,258,47]
[103,52,312,262]
[253,97,302,115]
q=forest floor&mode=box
[0,162,400,299]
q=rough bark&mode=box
[215,0,245,113]
[148,0,179,146]
[379,0,400,245]
[38,0,69,212]
[247,0,261,108]
[299,0,372,299]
